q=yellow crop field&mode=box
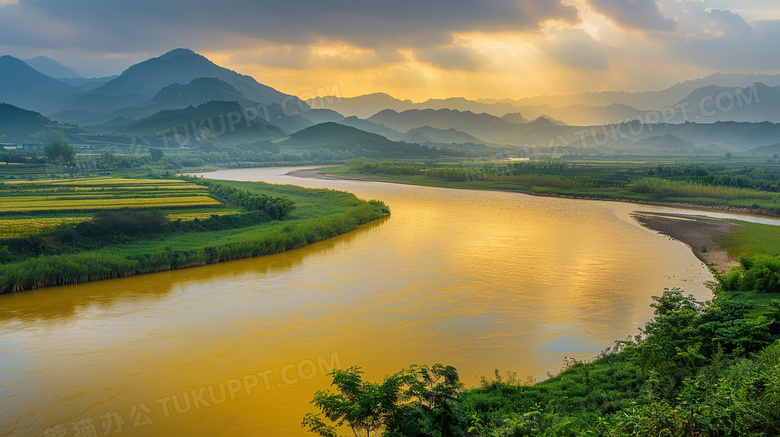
[3,178,197,187]
[0,177,231,237]
[0,217,90,238]
[1,196,221,212]
[167,211,241,221]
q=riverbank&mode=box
[290,166,780,218]
[0,178,390,293]
[631,212,739,271]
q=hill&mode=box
[481,72,780,110]
[500,113,529,124]
[308,92,415,119]
[59,76,119,91]
[751,143,780,156]
[334,116,404,140]
[285,122,443,157]
[107,101,286,146]
[0,103,83,142]
[23,56,82,79]
[368,108,513,139]
[400,126,489,146]
[635,134,696,154]
[0,56,83,113]
[669,83,780,123]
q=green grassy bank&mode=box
[0,177,390,293]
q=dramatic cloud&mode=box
[0,0,777,99]
[587,0,677,32]
[658,1,780,70]
[9,0,579,51]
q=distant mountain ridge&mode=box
[0,55,83,113]
[23,56,83,79]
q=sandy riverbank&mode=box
[631,212,739,272]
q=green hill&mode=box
[0,103,83,142]
[285,122,446,157]
[114,101,286,146]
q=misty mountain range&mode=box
[1,48,780,156]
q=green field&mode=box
[0,176,389,293]
[330,158,780,216]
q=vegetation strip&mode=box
[314,159,780,217]
[0,176,390,293]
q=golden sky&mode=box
[1,0,779,100]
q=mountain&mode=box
[415,97,519,117]
[308,92,415,119]
[509,103,645,126]
[59,76,119,91]
[400,126,490,146]
[309,93,522,119]
[0,56,84,113]
[368,109,513,138]
[50,49,332,131]
[103,101,285,146]
[92,49,292,104]
[480,72,780,111]
[0,103,83,143]
[284,122,442,157]
[335,116,405,140]
[147,77,256,109]
[635,134,696,154]
[669,83,780,123]
[530,115,567,126]
[501,113,529,124]
[23,56,82,79]
[750,143,780,156]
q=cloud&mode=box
[658,2,780,70]
[0,0,18,6]
[540,28,610,71]
[414,45,487,71]
[586,0,677,32]
[9,0,579,51]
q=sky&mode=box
[0,0,778,101]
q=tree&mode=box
[43,139,74,165]
[149,147,164,161]
[302,364,464,437]
[302,366,403,437]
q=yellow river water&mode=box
[1,167,739,436]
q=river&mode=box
[0,166,751,436]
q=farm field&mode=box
[0,177,227,237]
[0,176,389,292]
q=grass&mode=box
[0,217,90,238]
[328,162,780,215]
[720,221,780,258]
[0,177,389,293]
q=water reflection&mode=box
[0,218,387,325]
[0,168,720,436]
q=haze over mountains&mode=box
[2,48,780,157]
